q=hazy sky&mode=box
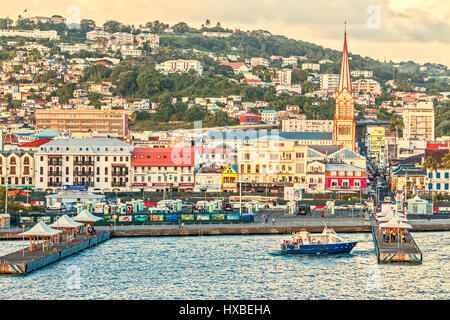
[2,0,449,66]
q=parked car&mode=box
[47,202,64,210]
[182,202,195,210]
[297,204,310,215]
[223,204,233,211]
[354,203,365,210]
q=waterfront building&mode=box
[305,160,326,192]
[391,164,427,193]
[35,109,129,137]
[194,168,223,193]
[426,168,450,194]
[0,150,34,189]
[34,138,133,193]
[221,165,238,193]
[332,30,356,151]
[130,147,195,192]
[325,163,367,192]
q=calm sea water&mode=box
[0,232,449,300]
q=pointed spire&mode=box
[338,23,352,93]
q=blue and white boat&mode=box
[280,228,358,255]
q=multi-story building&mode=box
[402,101,435,141]
[34,138,133,192]
[130,147,195,192]
[0,29,58,39]
[427,168,450,194]
[320,74,339,90]
[135,33,160,49]
[325,163,367,192]
[250,57,269,68]
[352,79,381,95]
[302,63,320,71]
[282,56,298,67]
[350,70,373,78]
[155,60,203,75]
[272,69,292,85]
[0,150,34,189]
[261,110,277,124]
[281,119,333,132]
[35,109,129,136]
[194,168,223,193]
[367,126,386,160]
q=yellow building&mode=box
[35,109,129,136]
[221,165,238,192]
[367,127,385,159]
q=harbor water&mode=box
[0,232,449,299]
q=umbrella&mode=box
[379,216,412,229]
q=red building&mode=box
[239,113,260,125]
[130,147,195,192]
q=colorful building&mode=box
[221,165,238,192]
[325,163,367,191]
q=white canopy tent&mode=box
[72,210,102,235]
[379,216,413,229]
[49,215,84,242]
[18,221,62,252]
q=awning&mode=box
[19,221,62,237]
[49,215,84,229]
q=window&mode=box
[445,173,449,179]
[436,172,441,179]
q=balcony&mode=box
[48,171,62,176]
[48,181,62,187]
[48,160,62,165]
[112,182,126,187]
[112,170,128,176]
[73,181,94,187]
[73,160,94,165]
[73,171,94,176]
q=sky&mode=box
[1,0,449,67]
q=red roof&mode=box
[18,138,53,148]
[219,62,248,70]
[131,147,195,167]
[93,61,113,67]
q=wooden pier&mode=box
[371,223,422,264]
[0,231,111,275]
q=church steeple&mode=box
[338,25,352,93]
[333,24,356,151]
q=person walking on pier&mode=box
[272,217,275,225]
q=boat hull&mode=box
[281,241,358,255]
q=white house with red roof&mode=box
[219,62,250,74]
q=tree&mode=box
[441,153,450,169]
[103,20,122,33]
[422,156,437,203]
[117,71,138,97]
[389,117,404,160]
[205,19,211,27]
[172,22,190,33]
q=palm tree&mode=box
[389,117,404,160]
[441,153,450,169]
[422,156,437,203]
[205,19,211,27]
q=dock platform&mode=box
[371,223,422,263]
[0,231,111,275]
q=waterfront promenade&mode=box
[0,231,110,275]
[2,217,449,239]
